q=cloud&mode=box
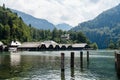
[90,0,100,3]
[0,0,120,26]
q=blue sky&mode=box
[0,0,120,26]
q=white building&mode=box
[9,41,21,52]
[10,41,21,47]
[0,41,3,46]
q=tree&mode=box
[108,40,115,49]
[2,25,10,43]
[0,23,4,39]
[77,32,88,43]
[90,43,98,50]
[52,28,58,40]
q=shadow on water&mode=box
[0,52,23,79]
[61,65,75,80]
[117,76,120,80]
[70,67,75,80]
[87,57,90,69]
[61,71,65,80]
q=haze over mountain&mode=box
[56,23,72,31]
[12,9,55,30]
[71,3,120,49]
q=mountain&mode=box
[11,9,55,30]
[71,4,120,49]
[56,23,72,31]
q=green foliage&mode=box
[90,42,98,50]
[108,40,120,49]
[29,28,90,44]
[0,5,31,44]
[108,40,115,49]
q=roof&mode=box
[19,42,41,48]
[18,41,88,49]
[11,41,21,46]
[42,41,58,45]
[0,41,3,46]
[59,44,71,48]
[41,41,58,48]
[72,43,87,48]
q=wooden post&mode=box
[115,51,117,70]
[80,51,83,68]
[116,53,120,77]
[71,52,74,68]
[61,53,65,72]
[87,51,89,64]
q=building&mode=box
[10,41,21,47]
[18,42,41,51]
[61,34,70,40]
[17,41,90,51]
[9,41,21,52]
[72,43,90,50]
[39,41,58,50]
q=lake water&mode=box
[0,50,119,80]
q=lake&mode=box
[0,50,119,80]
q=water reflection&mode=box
[61,71,65,80]
[70,67,75,80]
[0,56,2,64]
[10,52,21,66]
[87,58,90,69]
[0,50,119,80]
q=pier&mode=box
[61,51,90,79]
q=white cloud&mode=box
[0,0,120,26]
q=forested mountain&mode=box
[0,5,91,46]
[56,23,72,31]
[71,4,120,49]
[11,9,55,30]
[0,5,31,44]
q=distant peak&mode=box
[119,3,120,6]
[115,3,120,8]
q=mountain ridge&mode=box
[11,9,55,30]
[71,3,120,49]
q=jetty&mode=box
[61,51,90,79]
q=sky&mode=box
[0,0,120,26]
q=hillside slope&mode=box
[0,5,31,44]
[12,9,55,30]
[71,4,120,49]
